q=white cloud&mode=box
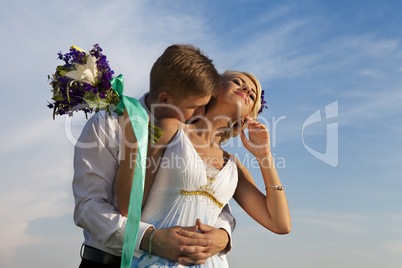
[0,182,72,267]
[360,69,380,77]
[292,210,368,233]
[216,17,319,81]
[0,124,74,267]
[258,5,295,23]
[381,240,402,253]
[339,88,402,126]
[0,119,65,155]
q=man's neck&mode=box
[144,94,160,121]
[144,94,151,113]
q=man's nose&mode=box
[194,106,206,117]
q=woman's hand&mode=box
[240,115,271,159]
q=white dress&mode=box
[132,127,238,267]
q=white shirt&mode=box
[72,93,235,258]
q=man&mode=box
[73,44,235,267]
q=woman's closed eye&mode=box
[232,78,241,86]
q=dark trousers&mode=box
[79,258,119,268]
[79,245,121,268]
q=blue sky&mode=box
[1,0,401,267]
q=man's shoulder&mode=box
[86,111,119,125]
[79,111,121,137]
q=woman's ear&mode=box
[241,118,247,129]
[240,115,249,126]
[231,119,243,130]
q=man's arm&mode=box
[213,204,235,255]
[73,112,127,250]
[73,112,157,256]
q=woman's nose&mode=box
[242,86,251,95]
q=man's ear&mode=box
[158,92,173,105]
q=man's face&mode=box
[171,94,211,122]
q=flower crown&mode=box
[257,89,268,115]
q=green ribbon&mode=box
[111,74,127,116]
[111,75,148,268]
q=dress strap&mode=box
[177,120,183,130]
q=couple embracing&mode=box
[73,44,290,268]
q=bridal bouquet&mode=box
[47,44,163,143]
[47,44,120,119]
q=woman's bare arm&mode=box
[233,117,291,234]
[115,109,139,217]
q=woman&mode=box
[118,70,291,267]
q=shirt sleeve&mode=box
[72,112,153,256]
[214,203,236,256]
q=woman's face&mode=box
[219,73,257,116]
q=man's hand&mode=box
[177,219,229,264]
[140,220,229,265]
[141,225,212,265]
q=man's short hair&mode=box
[149,44,220,101]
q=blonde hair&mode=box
[219,70,263,144]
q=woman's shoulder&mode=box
[228,152,248,172]
[220,151,239,168]
[225,151,238,163]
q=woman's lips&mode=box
[234,91,247,104]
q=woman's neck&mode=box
[190,108,239,147]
